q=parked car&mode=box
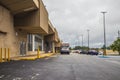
[72,50,80,53]
[60,43,70,54]
[80,50,88,54]
[98,51,103,55]
[60,46,70,54]
[88,50,99,55]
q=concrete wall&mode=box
[40,0,48,34]
[0,0,39,14]
[44,34,54,41]
[33,0,39,8]
[14,10,39,27]
[54,28,59,42]
[0,5,19,57]
[0,0,60,58]
[14,0,49,34]
[15,28,28,56]
[0,5,29,57]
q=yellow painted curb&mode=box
[11,53,56,61]
[19,57,37,60]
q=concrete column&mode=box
[42,38,44,51]
[52,42,55,53]
[32,35,35,51]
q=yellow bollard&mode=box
[8,48,10,62]
[0,48,2,63]
[37,48,40,58]
[4,48,7,62]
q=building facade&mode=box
[0,0,61,58]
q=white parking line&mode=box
[13,77,22,80]
[0,75,4,79]
[31,73,40,80]
[45,58,50,60]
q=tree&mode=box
[69,47,72,50]
[73,46,82,50]
[110,38,120,55]
[73,46,89,50]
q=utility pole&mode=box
[87,29,90,51]
[101,11,107,56]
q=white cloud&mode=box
[43,0,120,48]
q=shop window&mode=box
[35,36,42,51]
[27,34,33,51]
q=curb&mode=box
[98,55,109,58]
[11,53,55,61]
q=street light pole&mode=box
[81,34,83,47]
[80,34,83,49]
[87,29,90,51]
[101,11,107,56]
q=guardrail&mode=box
[0,48,10,63]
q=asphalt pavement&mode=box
[0,53,120,80]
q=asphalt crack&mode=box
[70,64,77,80]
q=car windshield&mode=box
[62,46,69,49]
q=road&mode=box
[0,53,120,80]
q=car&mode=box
[98,51,103,55]
[72,50,80,53]
[60,46,70,54]
[88,50,99,55]
[80,50,88,54]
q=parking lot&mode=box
[0,53,120,80]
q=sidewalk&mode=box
[10,53,55,61]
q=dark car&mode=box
[80,50,88,54]
[88,50,98,55]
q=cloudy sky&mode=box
[42,0,120,48]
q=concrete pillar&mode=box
[52,42,55,53]
[42,39,44,51]
[32,35,35,51]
